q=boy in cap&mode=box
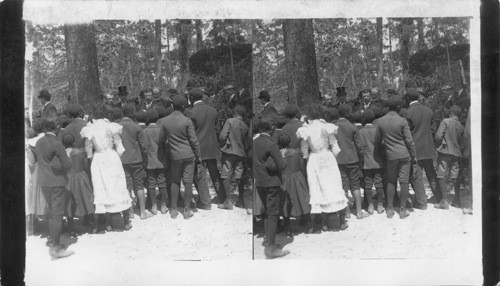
[218,105,250,210]
[158,95,202,219]
[434,105,465,210]
[253,116,289,258]
[375,96,416,219]
[336,104,368,219]
[141,109,167,215]
[358,110,385,214]
[119,104,152,220]
[280,104,304,149]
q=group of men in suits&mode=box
[253,87,470,254]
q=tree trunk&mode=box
[165,20,171,85]
[376,17,384,87]
[229,42,235,81]
[282,19,320,107]
[417,18,425,50]
[195,20,203,51]
[388,19,394,86]
[177,20,191,94]
[64,23,101,112]
[154,19,162,86]
[399,18,413,89]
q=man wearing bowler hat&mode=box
[37,89,58,120]
[333,87,354,110]
[258,90,277,119]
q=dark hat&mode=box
[110,107,123,120]
[336,87,346,97]
[67,104,83,118]
[362,110,376,123]
[338,104,352,117]
[283,103,300,117]
[38,89,51,100]
[404,88,420,101]
[118,86,128,96]
[258,90,270,101]
[449,105,462,115]
[387,96,403,110]
[136,110,147,123]
[172,95,187,109]
[188,88,204,101]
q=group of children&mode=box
[26,87,251,259]
[253,89,471,258]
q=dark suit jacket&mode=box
[253,133,284,187]
[435,116,464,158]
[158,111,201,161]
[405,102,436,160]
[375,111,416,160]
[119,117,145,164]
[187,102,219,160]
[40,102,58,119]
[335,118,362,164]
[355,101,384,113]
[141,123,164,169]
[35,133,71,187]
[220,117,249,158]
[281,118,304,149]
[60,118,87,149]
[358,124,383,169]
[261,103,277,119]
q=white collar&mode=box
[194,100,203,105]
[44,101,51,108]
[264,102,270,107]
[46,132,56,136]
[410,100,419,105]
[365,123,373,127]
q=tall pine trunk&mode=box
[195,20,203,51]
[376,17,384,87]
[165,20,171,86]
[177,20,191,94]
[417,18,425,50]
[282,19,320,107]
[398,18,413,89]
[154,19,162,86]
[64,23,101,112]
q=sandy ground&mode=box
[253,183,478,260]
[25,184,252,285]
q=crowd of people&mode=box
[25,86,252,260]
[253,86,472,259]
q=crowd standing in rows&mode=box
[26,86,252,259]
[253,86,472,259]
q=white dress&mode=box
[296,119,348,214]
[81,119,132,214]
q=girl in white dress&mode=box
[81,106,132,232]
[296,104,348,232]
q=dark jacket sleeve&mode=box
[55,142,71,172]
[402,120,417,158]
[269,142,285,172]
[186,120,201,159]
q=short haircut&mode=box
[359,88,371,96]
[43,118,59,133]
[351,111,363,124]
[122,103,136,117]
[387,96,403,111]
[68,104,83,119]
[32,118,44,134]
[258,116,276,133]
[405,88,420,102]
[188,88,204,102]
[233,105,246,117]
[306,103,324,120]
[338,104,352,118]
[277,133,291,149]
[146,109,159,124]
[136,110,147,123]
[62,133,75,148]
[449,105,462,116]
[362,110,376,124]
[326,107,339,122]
[153,106,167,119]
[110,107,123,121]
